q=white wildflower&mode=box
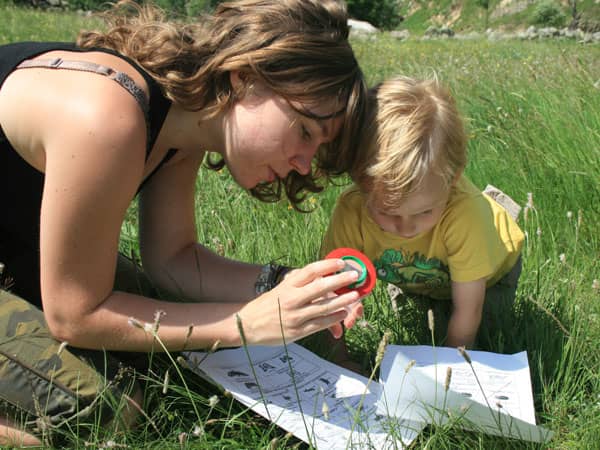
[178,432,188,445]
[192,424,205,437]
[208,395,219,408]
[357,318,370,328]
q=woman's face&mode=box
[222,74,344,189]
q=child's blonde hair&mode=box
[351,76,467,208]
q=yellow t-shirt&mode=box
[320,176,524,300]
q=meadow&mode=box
[1,3,599,449]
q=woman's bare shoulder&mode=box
[0,57,148,171]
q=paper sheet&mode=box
[186,344,423,449]
[377,345,553,443]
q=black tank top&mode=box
[0,41,174,307]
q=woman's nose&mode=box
[290,143,320,175]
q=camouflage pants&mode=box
[0,254,157,443]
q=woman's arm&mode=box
[29,66,358,352]
[137,144,263,303]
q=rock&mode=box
[348,19,378,35]
[390,30,410,40]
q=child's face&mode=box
[366,172,451,239]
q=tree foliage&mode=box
[531,1,566,27]
[346,0,402,30]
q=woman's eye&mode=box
[301,124,311,141]
[420,210,432,216]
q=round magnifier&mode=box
[325,248,376,296]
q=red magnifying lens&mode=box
[325,247,376,296]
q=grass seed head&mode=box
[176,356,190,370]
[458,346,472,364]
[321,398,330,420]
[269,437,280,450]
[127,317,145,330]
[162,370,170,395]
[444,366,452,391]
[427,309,435,332]
[375,330,392,366]
[526,192,534,209]
[235,314,248,346]
[209,339,221,353]
[152,309,166,333]
[57,341,68,356]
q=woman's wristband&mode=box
[254,263,291,296]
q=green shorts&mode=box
[0,254,157,443]
[387,256,523,349]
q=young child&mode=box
[321,76,524,349]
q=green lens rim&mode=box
[341,255,367,287]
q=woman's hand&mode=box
[236,258,361,345]
[327,301,364,339]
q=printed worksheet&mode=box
[377,345,553,443]
[186,344,424,450]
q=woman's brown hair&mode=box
[78,0,366,209]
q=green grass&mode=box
[395,0,600,33]
[0,2,102,42]
[1,5,600,449]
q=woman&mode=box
[0,0,366,445]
